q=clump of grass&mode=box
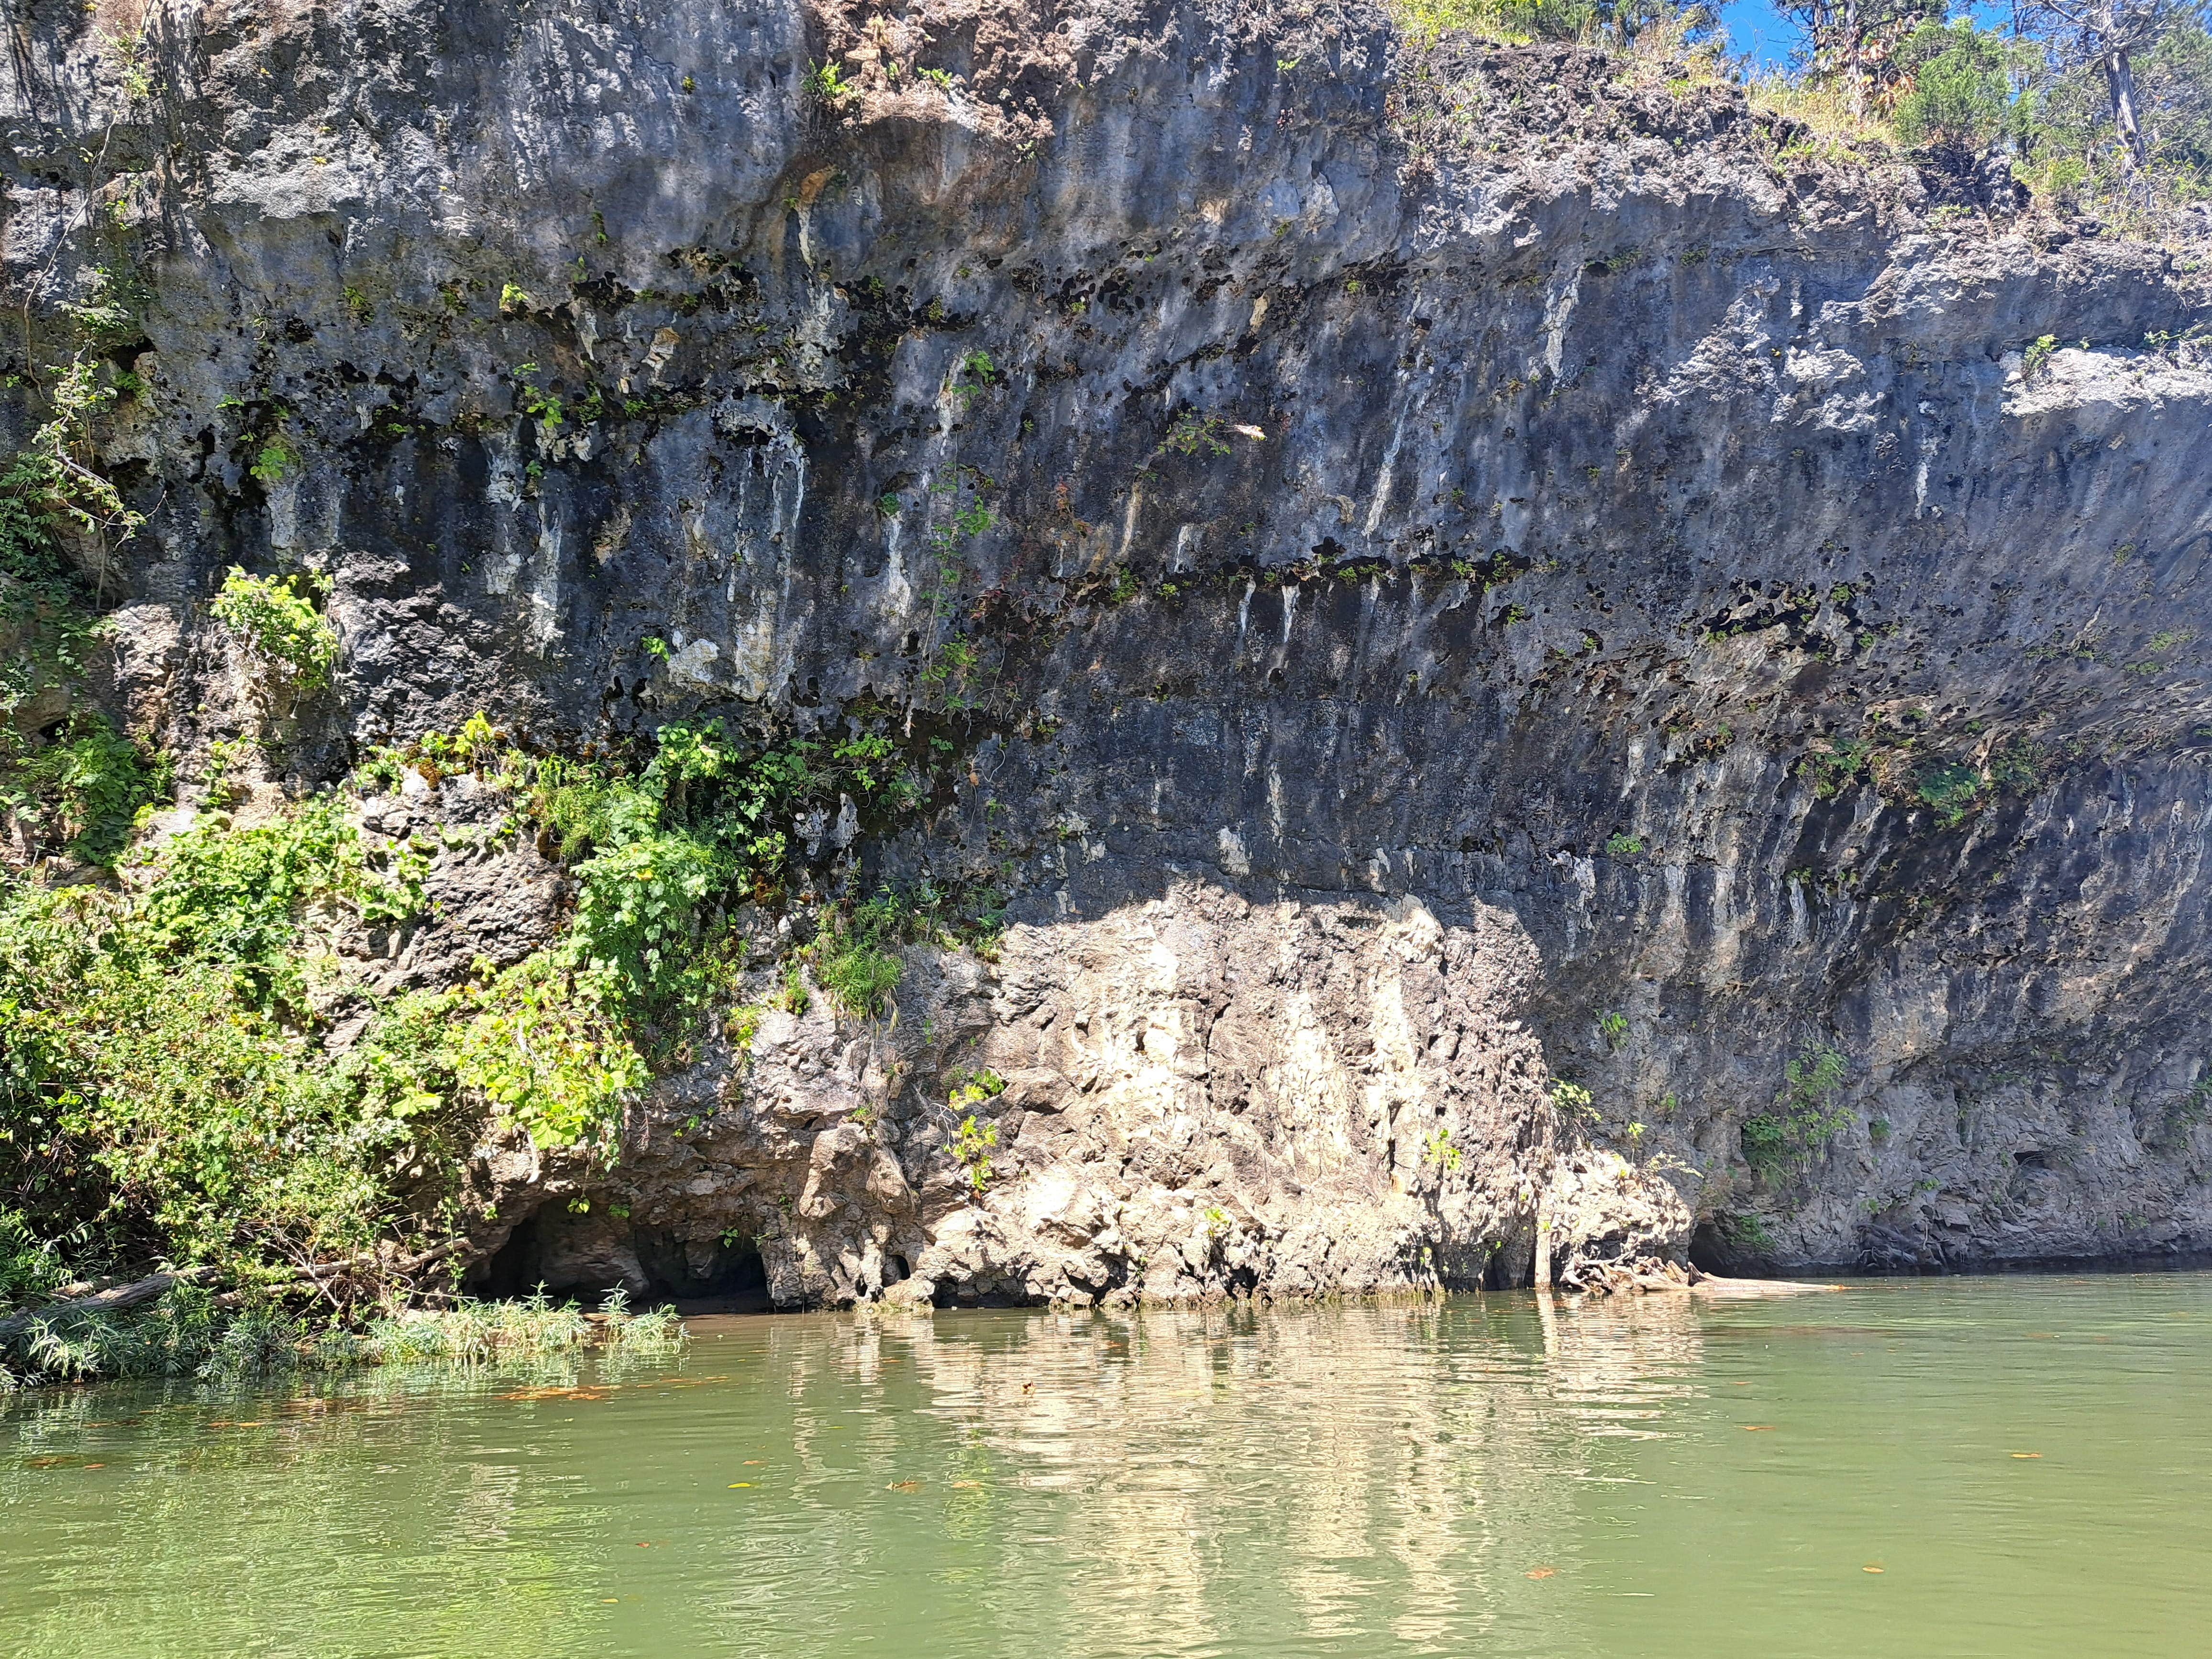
[807,896,906,1018]
[1612,7,1734,89]
[597,1286,686,1353]
[1,1283,362,1390]
[1386,0,1580,46]
[361,1287,685,1363]
[2,1284,685,1391]
[1746,74,1895,155]
[361,1289,593,1363]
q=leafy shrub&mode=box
[134,795,423,1015]
[947,1066,1006,1112]
[0,1207,68,1311]
[211,566,339,691]
[1803,737,1872,797]
[952,1113,998,1194]
[1892,23,2022,160]
[0,489,99,712]
[496,719,947,1023]
[803,58,855,102]
[0,438,144,861]
[450,952,649,1150]
[1914,759,1984,826]
[0,710,164,863]
[918,634,983,709]
[1163,409,1231,458]
[0,708,992,1360]
[951,350,998,406]
[1551,1078,1597,1119]
[248,431,300,487]
[8,364,144,546]
[1741,1044,1852,1177]
[1421,1126,1462,1170]
[0,795,444,1276]
[570,829,725,1012]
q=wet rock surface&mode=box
[7,0,2212,1295]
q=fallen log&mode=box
[1685,1273,1844,1298]
[0,1239,471,1345]
[0,1264,223,1347]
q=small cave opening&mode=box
[466,1209,772,1312]
[473,1210,550,1301]
[1688,1220,1762,1277]
[1481,1250,1516,1292]
[631,1226,772,1314]
[468,1207,632,1305]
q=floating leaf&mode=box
[1526,1567,1556,1580]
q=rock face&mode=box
[473,881,1690,1305]
[6,0,2212,1295]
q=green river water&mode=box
[3,1272,2207,1657]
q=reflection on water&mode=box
[6,1276,2212,1657]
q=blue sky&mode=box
[1719,0,1801,68]
[1717,1,2013,72]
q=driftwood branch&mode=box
[0,1264,222,1346]
[0,1239,472,1345]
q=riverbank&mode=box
[0,1287,683,1393]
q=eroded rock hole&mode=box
[631,1225,771,1313]
[468,1208,771,1311]
[474,1210,547,1300]
[1686,1220,1748,1276]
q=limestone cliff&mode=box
[6,0,2212,1301]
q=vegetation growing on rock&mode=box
[1389,0,2212,234]
[3,521,1000,1381]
